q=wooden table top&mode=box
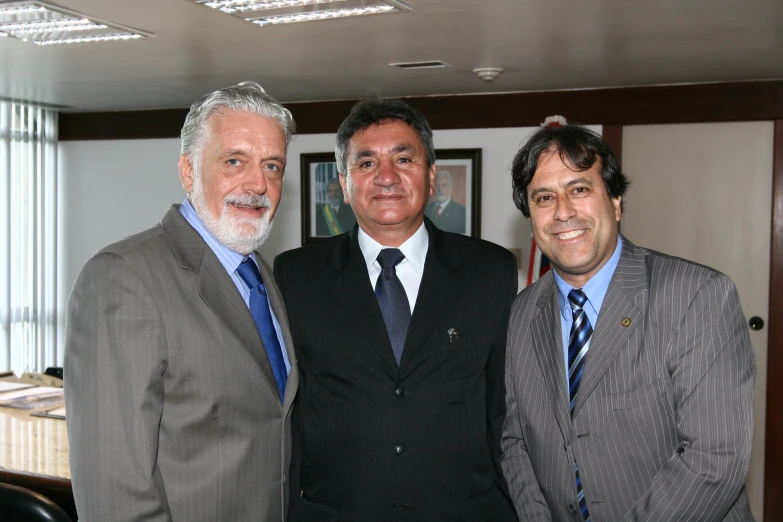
[0,377,69,481]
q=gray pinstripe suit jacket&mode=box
[501,238,755,521]
[65,205,298,522]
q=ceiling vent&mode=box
[390,60,451,70]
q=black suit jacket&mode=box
[274,219,518,522]
[425,200,466,234]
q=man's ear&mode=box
[179,155,194,193]
[428,164,436,198]
[613,196,622,222]
[339,173,350,204]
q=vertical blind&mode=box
[0,101,58,375]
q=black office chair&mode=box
[0,482,72,522]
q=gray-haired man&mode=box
[65,82,298,522]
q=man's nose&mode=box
[244,164,268,193]
[374,159,401,186]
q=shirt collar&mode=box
[357,221,429,276]
[179,197,254,274]
[438,197,452,209]
[553,236,623,318]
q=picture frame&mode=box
[299,148,482,245]
[300,152,356,245]
[429,148,482,237]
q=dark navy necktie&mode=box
[568,288,592,521]
[375,249,411,366]
[237,258,288,401]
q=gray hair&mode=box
[436,170,453,185]
[180,81,296,170]
[334,95,436,176]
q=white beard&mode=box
[190,171,273,255]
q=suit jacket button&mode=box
[568,504,578,516]
[394,387,405,397]
[394,445,406,455]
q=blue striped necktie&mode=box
[568,288,592,521]
[375,248,411,366]
[237,258,288,401]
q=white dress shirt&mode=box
[357,222,429,312]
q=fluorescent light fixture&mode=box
[253,5,394,25]
[37,33,144,46]
[0,0,153,45]
[204,0,342,15]
[192,0,410,26]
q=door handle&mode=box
[748,316,764,331]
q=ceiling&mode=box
[1,0,782,112]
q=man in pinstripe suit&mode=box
[501,124,755,521]
[65,82,298,521]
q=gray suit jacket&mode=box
[65,205,298,522]
[501,239,755,521]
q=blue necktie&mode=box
[237,258,287,401]
[568,288,592,521]
[375,249,411,366]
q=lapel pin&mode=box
[621,317,632,327]
[448,328,459,344]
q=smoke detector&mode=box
[473,67,504,81]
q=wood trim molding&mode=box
[59,80,783,140]
[765,119,783,521]
[602,124,623,166]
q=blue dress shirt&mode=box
[179,198,291,373]
[553,236,623,379]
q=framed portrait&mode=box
[300,152,357,245]
[428,148,482,237]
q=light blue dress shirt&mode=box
[179,198,291,373]
[553,236,623,379]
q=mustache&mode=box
[224,193,272,209]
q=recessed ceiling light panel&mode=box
[203,0,343,15]
[0,1,153,45]
[193,0,410,26]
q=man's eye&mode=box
[537,195,553,203]
[227,159,240,166]
[360,161,374,168]
[266,164,280,171]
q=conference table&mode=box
[0,376,76,519]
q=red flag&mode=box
[526,237,551,287]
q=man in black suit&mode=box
[425,170,467,234]
[316,178,357,236]
[274,97,519,521]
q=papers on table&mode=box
[32,405,66,420]
[0,385,64,410]
[0,381,35,393]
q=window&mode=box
[0,101,58,375]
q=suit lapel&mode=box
[572,239,648,417]
[400,221,463,373]
[326,229,400,372]
[530,273,571,440]
[161,205,280,401]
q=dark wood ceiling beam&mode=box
[59,80,783,141]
